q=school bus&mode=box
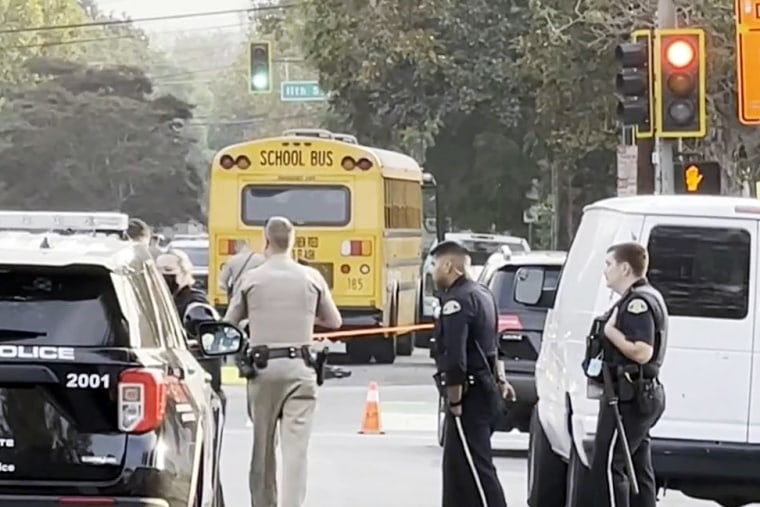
[208,128,426,364]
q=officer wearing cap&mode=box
[431,239,511,507]
[224,216,342,507]
[156,250,225,401]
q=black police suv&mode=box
[0,229,242,507]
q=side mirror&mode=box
[514,267,545,305]
[197,321,245,356]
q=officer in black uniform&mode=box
[589,242,667,507]
[157,250,225,407]
[431,239,512,507]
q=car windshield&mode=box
[459,240,526,265]
[173,246,208,268]
[488,265,561,312]
[0,266,128,347]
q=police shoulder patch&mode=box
[626,298,648,314]
[442,300,462,315]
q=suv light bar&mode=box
[0,211,129,233]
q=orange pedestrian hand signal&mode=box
[684,165,703,192]
[676,161,720,195]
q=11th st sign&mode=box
[280,81,327,102]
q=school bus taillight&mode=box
[219,238,237,255]
[235,155,251,169]
[341,240,371,256]
[220,155,234,169]
[341,156,373,171]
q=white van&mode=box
[528,195,760,507]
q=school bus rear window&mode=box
[240,185,351,226]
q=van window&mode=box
[647,225,750,319]
[0,265,129,347]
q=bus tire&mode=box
[346,339,373,364]
[390,285,412,356]
[373,336,397,364]
[396,334,413,356]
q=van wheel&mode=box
[346,339,373,364]
[566,443,591,507]
[373,336,397,364]
[527,408,567,507]
[436,394,446,447]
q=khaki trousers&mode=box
[247,358,317,507]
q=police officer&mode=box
[156,250,226,405]
[224,216,342,507]
[431,239,512,507]
[126,218,162,258]
[590,242,667,507]
[218,239,265,298]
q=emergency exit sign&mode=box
[280,81,327,102]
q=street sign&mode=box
[280,81,326,102]
[736,0,760,124]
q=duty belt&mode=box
[265,346,308,360]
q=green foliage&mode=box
[0,59,203,225]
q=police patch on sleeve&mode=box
[626,298,648,314]
[442,300,462,315]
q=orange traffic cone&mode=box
[359,381,384,434]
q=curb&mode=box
[221,366,246,386]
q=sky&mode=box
[95,0,251,34]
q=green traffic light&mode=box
[251,71,269,90]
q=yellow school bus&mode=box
[208,128,425,364]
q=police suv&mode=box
[529,196,760,507]
[0,212,242,507]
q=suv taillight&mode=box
[118,369,168,433]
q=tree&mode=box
[203,5,327,151]
[291,0,539,234]
[0,58,203,225]
[0,0,92,83]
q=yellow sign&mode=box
[258,149,334,167]
[736,0,760,124]
[685,165,704,192]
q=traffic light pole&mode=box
[654,0,677,194]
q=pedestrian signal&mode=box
[615,29,654,138]
[675,161,721,194]
[249,42,272,93]
[655,28,707,138]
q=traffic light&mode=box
[655,28,706,138]
[249,42,272,93]
[675,161,721,194]
[615,29,654,138]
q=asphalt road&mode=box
[219,349,749,507]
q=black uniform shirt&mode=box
[438,276,499,385]
[611,279,658,368]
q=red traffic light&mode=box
[665,40,695,68]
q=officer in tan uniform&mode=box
[218,239,266,298]
[224,216,342,507]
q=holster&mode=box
[250,345,270,369]
[304,346,328,386]
[236,346,258,380]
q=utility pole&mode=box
[654,0,677,194]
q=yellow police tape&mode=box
[220,323,436,385]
